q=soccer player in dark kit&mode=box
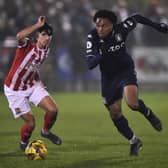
[85,9,168,156]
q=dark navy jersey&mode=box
[85,14,163,80]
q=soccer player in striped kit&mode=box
[4,16,62,150]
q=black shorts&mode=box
[101,70,138,106]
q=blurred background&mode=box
[0,0,168,92]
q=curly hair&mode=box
[93,9,117,24]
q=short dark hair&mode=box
[93,10,117,24]
[37,22,53,36]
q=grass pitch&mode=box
[0,92,168,168]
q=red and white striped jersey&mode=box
[5,41,49,91]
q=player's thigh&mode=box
[38,96,58,113]
[102,79,123,107]
[29,83,58,113]
[123,85,139,107]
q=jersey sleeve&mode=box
[120,16,137,36]
[120,13,167,37]
[17,38,29,48]
[121,13,168,35]
[85,33,102,70]
[130,14,168,33]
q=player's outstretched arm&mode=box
[131,14,168,34]
[16,16,46,42]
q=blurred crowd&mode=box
[0,0,168,91]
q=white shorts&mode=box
[4,82,49,119]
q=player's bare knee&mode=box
[27,119,35,130]
[110,111,121,119]
[22,113,35,129]
[110,105,121,113]
[48,106,58,114]
[109,108,122,119]
[127,102,139,111]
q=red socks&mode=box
[20,125,34,143]
[20,112,57,143]
[43,112,57,132]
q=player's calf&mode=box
[145,109,162,131]
[137,99,162,131]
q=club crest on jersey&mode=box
[115,33,122,42]
[15,108,21,114]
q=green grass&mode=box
[0,92,168,168]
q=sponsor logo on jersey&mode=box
[108,42,125,52]
[86,41,93,53]
[15,108,21,114]
[86,41,92,49]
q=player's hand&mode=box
[158,23,168,33]
[37,16,46,27]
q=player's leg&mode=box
[29,83,62,145]
[38,96,62,145]
[107,99,134,140]
[102,78,142,156]
[20,112,35,150]
[124,85,162,131]
[39,96,58,132]
[4,86,35,150]
[106,99,142,156]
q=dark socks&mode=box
[138,99,151,117]
[112,115,134,140]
